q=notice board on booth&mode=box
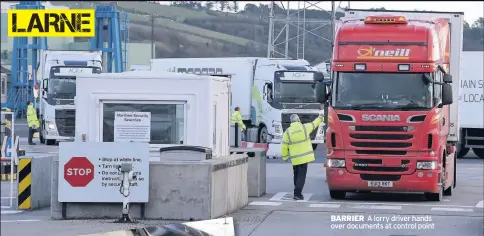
[58,142,149,203]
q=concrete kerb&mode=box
[17,154,54,210]
[229,147,267,197]
[51,153,249,221]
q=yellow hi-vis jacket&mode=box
[26,104,40,128]
[281,116,323,166]
[231,111,246,131]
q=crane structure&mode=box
[6,3,129,117]
[267,1,349,62]
[89,5,129,73]
[6,1,47,118]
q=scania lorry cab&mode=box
[316,9,463,201]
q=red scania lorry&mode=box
[316,9,464,201]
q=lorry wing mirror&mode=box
[441,84,453,106]
[42,79,48,91]
[443,74,452,83]
[315,82,328,104]
[313,72,325,82]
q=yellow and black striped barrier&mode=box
[1,173,17,181]
[17,157,32,210]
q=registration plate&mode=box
[368,181,393,188]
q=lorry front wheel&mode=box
[258,126,268,143]
[329,190,346,199]
[39,131,45,144]
[473,148,484,159]
[46,139,56,145]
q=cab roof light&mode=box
[398,64,410,71]
[421,65,431,68]
[354,64,366,71]
[364,16,408,24]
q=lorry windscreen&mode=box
[332,72,433,110]
[275,81,317,104]
[48,77,76,99]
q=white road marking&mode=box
[348,205,402,210]
[249,201,282,206]
[1,219,41,223]
[1,210,23,215]
[299,200,477,208]
[269,192,314,202]
[431,207,474,212]
[442,199,450,202]
[476,200,484,208]
[459,165,484,168]
[309,204,341,208]
[466,168,484,170]
[1,197,15,199]
[1,206,11,209]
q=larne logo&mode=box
[8,9,95,37]
[362,114,401,122]
[357,46,410,59]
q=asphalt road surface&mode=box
[1,140,483,236]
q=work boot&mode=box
[28,143,36,145]
[293,195,304,200]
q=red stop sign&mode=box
[64,157,95,187]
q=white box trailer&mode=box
[37,50,102,145]
[150,57,326,148]
[458,51,484,158]
[343,9,464,143]
[74,71,231,157]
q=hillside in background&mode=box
[48,1,484,64]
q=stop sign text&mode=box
[64,157,95,187]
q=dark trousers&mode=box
[28,127,35,144]
[293,163,308,197]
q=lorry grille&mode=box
[55,109,75,137]
[281,113,320,140]
[354,126,409,132]
[350,125,412,152]
[352,159,410,173]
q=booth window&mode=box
[102,102,185,144]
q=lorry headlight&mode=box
[416,161,437,170]
[326,159,345,168]
[274,124,283,135]
[315,125,325,140]
[47,121,56,131]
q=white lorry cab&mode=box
[150,57,326,148]
[38,50,102,145]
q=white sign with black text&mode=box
[58,142,150,203]
[114,111,151,143]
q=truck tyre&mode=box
[444,164,454,196]
[443,182,453,196]
[46,139,56,146]
[258,126,268,143]
[473,148,484,159]
[456,144,469,158]
[453,156,457,188]
[39,130,45,144]
[329,190,346,199]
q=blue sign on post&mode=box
[6,136,12,158]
